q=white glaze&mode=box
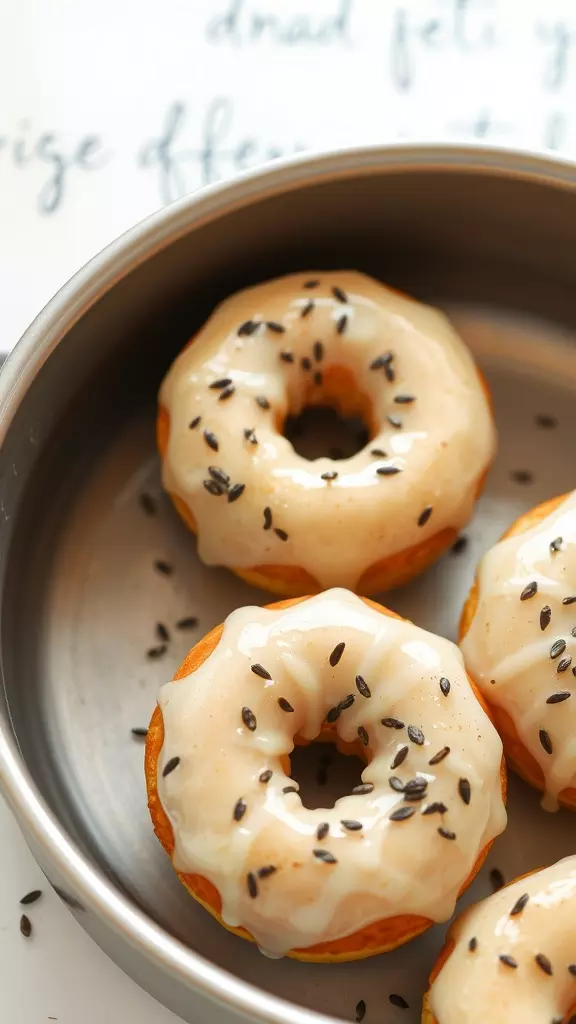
[428,856,576,1024]
[461,491,576,807]
[159,271,495,590]
[157,589,506,957]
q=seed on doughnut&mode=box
[562,595,576,605]
[391,745,409,769]
[313,849,337,863]
[550,536,564,553]
[520,581,538,601]
[389,805,415,821]
[313,340,324,362]
[490,868,505,891]
[439,677,451,696]
[176,616,198,630]
[155,622,170,643]
[258,865,277,879]
[550,639,567,659]
[321,471,338,481]
[218,385,235,401]
[370,448,387,457]
[189,415,201,429]
[154,559,173,576]
[131,727,148,738]
[251,663,272,680]
[510,892,529,916]
[355,999,366,1023]
[331,285,348,303]
[139,492,157,516]
[314,371,323,386]
[301,357,312,371]
[534,953,553,976]
[389,994,409,1010]
[237,320,260,336]
[540,606,552,631]
[568,964,576,976]
[209,378,232,390]
[336,313,348,334]
[228,483,246,503]
[499,954,518,969]
[422,802,448,815]
[417,505,433,527]
[278,697,294,713]
[244,427,258,445]
[405,778,428,794]
[539,728,553,754]
[207,466,230,488]
[377,465,402,476]
[389,776,406,792]
[316,822,329,841]
[438,827,457,840]
[266,321,285,334]
[429,746,450,765]
[458,778,471,805]
[279,350,294,364]
[382,717,405,730]
[203,479,225,497]
[256,395,270,410]
[358,726,369,747]
[233,798,247,822]
[355,675,371,698]
[387,414,403,429]
[394,394,415,404]
[162,756,181,778]
[557,656,572,673]
[546,691,571,703]
[247,872,258,898]
[242,707,257,731]
[451,535,468,555]
[385,363,396,382]
[468,937,478,952]
[370,353,393,371]
[147,644,167,659]
[341,820,363,831]
[352,783,374,795]
[301,299,315,318]
[259,769,273,783]
[283,786,298,794]
[263,506,272,530]
[203,430,219,452]
[329,641,346,667]
[407,725,425,745]
[274,528,289,541]
[304,279,319,288]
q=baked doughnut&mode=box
[423,856,576,1024]
[158,271,495,597]
[460,491,576,810]
[145,589,506,961]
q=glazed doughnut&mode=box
[158,271,495,597]
[145,589,506,961]
[423,856,576,1024]
[460,491,576,810]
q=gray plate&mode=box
[2,146,576,1024]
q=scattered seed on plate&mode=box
[313,849,337,863]
[278,697,294,713]
[439,677,451,696]
[147,644,167,659]
[407,725,425,745]
[539,728,553,754]
[499,954,518,969]
[458,778,471,805]
[389,805,415,822]
[355,999,366,1022]
[520,581,538,600]
[550,638,567,659]
[389,994,409,1009]
[510,892,529,916]
[535,413,557,428]
[329,642,346,667]
[429,746,450,766]
[510,469,533,484]
[547,691,571,704]
[20,914,32,938]
[540,606,552,631]
[233,798,247,822]
[176,616,198,630]
[162,756,181,778]
[131,726,148,738]
[203,430,219,452]
[391,746,409,769]
[274,528,289,541]
[438,827,457,840]
[242,707,257,731]
[417,505,433,527]
[451,535,468,555]
[355,675,371,698]
[154,559,173,576]
[156,622,170,643]
[139,493,156,516]
[247,872,258,898]
[20,890,42,906]
[228,483,246,503]
[490,867,505,891]
[382,717,404,730]
[358,726,369,747]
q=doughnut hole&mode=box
[287,731,368,809]
[283,364,373,460]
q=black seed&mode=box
[263,506,272,530]
[490,868,505,891]
[278,697,294,713]
[313,849,337,864]
[510,469,533,484]
[238,320,259,336]
[358,726,369,747]
[539,728,553,754]
[352,783,374,795]
[189,415,201,429]
[244,427,258,445]
[550,638,567,659]
[209,378,232,390]
[417,505,433,527]
[405,778,428,794]
[228,483,246,503]
[247,872,258,898]
[203,430,219,452]
[535,953,553,975]
[156,622,170,643]
[370,353,393,370]
[20,890,42,906]
[389,994,409,1009]
[154,559,173,576]
[550,536,564,553]
[438,827,456,840]
[520,581,538,600]
[451,535,468,555]
[258,865,277,879]
[394,394,415,404]
[301,357,312,371]
[205,466,229,491]
[139,493,157,516]
[336,313,348,334]
[389,776,406,792]
[259,769,273,783]
[316,822,329,841]
[267,321,285,333]
[321,471,338,481]
[384,363,396,382]
[382,717,404,730]
[313,371,323,386]
[458,778,471,805]
[439,677,451,696]
[301,299,315,318]
[422,802,448,815]
[499,954,518,969]
[547,691,571,704]
[377,465,402,476]
[304,279,319,288]
[355,675,371,698]
[20,914,32,938]
[251,660,271,678]
[256,395,270,410]
[568,964,576,976]
[339,694,355,712]
[387,415,403,429]
[274,528,289,541]
[147,644,167,659]
[203,479,225,496]
[429,746,450,766]
[370,448,387,457]
[341,819,363,831]
[391,745,409,769]
[313,340,324,362]
[535,413,557,428]
[557,656,572,673]
[563,595,576,605]
[540,606,552,630]
[233,798,247,822]
[176,616,198,630]
[332,285,348,303]
[283,786,299,794]
[389,805,415,822]
[326,706,341,724]
[162,756,180,778]
[280,351,294,363]
[510,892,529,916]
[407,725,425,746]
[329,642,346,667]
[131,726,148,738]
[468,937,478,952]
[355,999,366,1023]
[242,707,257,731]
[218,385,235,401]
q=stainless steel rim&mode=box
[1,141,576,1024]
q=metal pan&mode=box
[1,144,576,1024]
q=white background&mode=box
[2,0,576,1019]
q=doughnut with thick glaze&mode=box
[158,271,495,597]
[146,589,506,961]
[460,491,576,811]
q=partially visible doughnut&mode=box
[146,589,506,961]
[157,271,495,596]
[460,491,576,810]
